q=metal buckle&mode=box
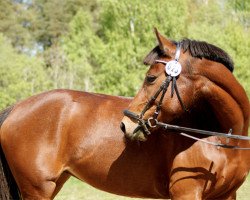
[147,117,158,128]
[226,128,233,144]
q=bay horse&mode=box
[0,29,249,200]
[121,28,250,199]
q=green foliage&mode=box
[0,0,35,50]
[61,0,249,97]
[0,34,50,109]
[33,0,85,48]
[60,9,96,91]
[187,0,250,96]
[0,0,249,108]
[61,0,190,95]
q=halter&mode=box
[123,43,250,150]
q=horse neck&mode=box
[156,104,219,165]
[194,60,250,136]
[163,101,221,144]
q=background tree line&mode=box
[0,0,249,109]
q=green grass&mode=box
[55,175,250,200]
[55,178,133,200]
[237,175,250,200]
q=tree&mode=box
[63,0,190,96]
[32,0,99,89]
[60,9,97,91]
[0,34,51,109]
[0,0,249,100]
[61,0,249,97]
[0,0,35,52]
[187,0,250,96]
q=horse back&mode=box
[0,89,131,144]
[0,89,131,177]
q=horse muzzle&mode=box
[120,117,147,141]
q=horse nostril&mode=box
[120,122,126,134]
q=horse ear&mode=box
[154,28,175,57]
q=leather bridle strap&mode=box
[123,75,172,135]
[171,76,187,111]
[140,76,172,118]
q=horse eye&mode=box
[146,75,157,83]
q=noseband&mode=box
[123,43,250,150]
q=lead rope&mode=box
[155,121,250,150]
[152,76,172,120]
[179,132,250,150]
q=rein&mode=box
[123,43,250,150]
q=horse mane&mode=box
[0,106,14,127]
[143,39,234,72]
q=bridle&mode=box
[124,43,184,134]
[123,43,250,150]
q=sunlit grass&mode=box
[55,177,135,200]
[55,175,250,200]
[237,175,250,200]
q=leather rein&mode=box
[123,43,250,150]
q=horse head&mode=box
[121,28,249,142]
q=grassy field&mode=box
[55,175,250,200]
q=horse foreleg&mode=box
[170,190,202,200]
[225,193,236,200]
[14,170,70,200]
[169,179,203,200]
[217,191,236,200]
[13,168,72,200]
[19,180,57,200]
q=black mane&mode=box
[144,38,234,72]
